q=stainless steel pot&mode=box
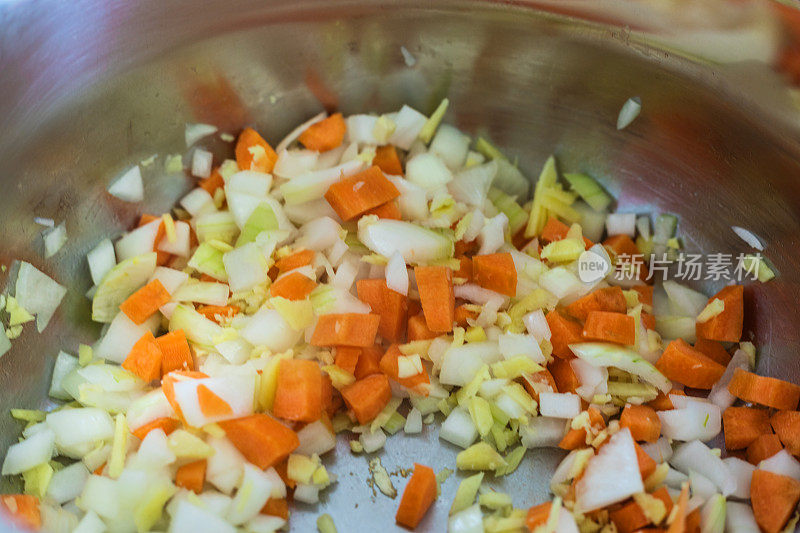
[1,0,799,530]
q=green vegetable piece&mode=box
[236,202,278,247]
[563,173,612,212]
[450,472,484,515]
[188,242,228,281]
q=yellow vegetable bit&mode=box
[456,442,507,471]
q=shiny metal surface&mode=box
[1,0,800,530]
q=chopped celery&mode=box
[22,463,53,499]
[188,242,228,281]
[507,289,558,323]
[456,442,507,471]
[495,445,525,476]
[135,482,175,533]
[455,365,491,406]
[696,298,724,323]
[483,509,527,533]
[167,430,215,459]
[91,252,157,323]
[467,396,493,437]
[317,513,338,533]
[606,381,658,402]
[540,193,581,224]
[540,238,584,263]
[235,202,278,246]
[525,156,558,238]
[491,356,543,380]
[569,342,671,393]
[419,98,449,143]
[475,137,506,161]
[493,159,530,200]
[108,413,128,479]
[490,422,508,453]
[563,173,612,212]
[288,454,318,484]
[501,383,536,414]
[478,491,512,510]
[358,217,454,264]
[6,296,34,326]
[169,304,224,347]
[465,326,487,343]
[383,412,406,435]
[195,211,239,244]
[488,188,527,234]
[78,344,93,366]
[653,213,678,243]
[741,254,776,282]
[370,397,403,433]
[10,409,45,423]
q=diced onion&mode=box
[616,97,641,130]
[185,123,218,147]
[107,165,144,203]
[191,148,214,178]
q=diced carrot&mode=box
[161,370,208,423]
[414,266,455,333]
[655,339,725,390]
[379,344,430,393]
[695,285,743,343]
[525,502,552,531]
[750,469,800,533]
[582,311,636,345]
[157,329,195,375]
[651,486,674,516]
[270,271,316,300]
[666,484,688,533]
[546,310,583,359]
[324,165,400,221]
[122,331,163,382]
[310,313,381,347]
[297,113,346,152]
[685,509,701,533]
[199,167,224,195]
[471,253,517,297]
[275,249,314,273]
[356,279,409,342]
[633,285,654,307]
[365,200,402,220]
[540,216,592,248]
[647,389,684,411]
[340,373,392,424]
[260,498,290,520]
[454,305,477,327]
[722,406,771,450]
[454,239,478,257]
[236,127,278,173]
[620,404,661,443]
[0,494,41,530]
[565,287,627,322]
[395,463,437,530]
[746,433,783,464]
[272,359,323,423]
[610,501,649,533]
[771,410,800,455]
[453,256,472,282]
[334,347,361,375]
[119,279,171,324]
[548,358,580,394]
[522,369,558,403]
[634,441,657,480]
[728,368,800,410]
[354,346,383,380]
[373,145,403,176]
[131,417,179,441]
[175,459,206,493]
[407,313,439,341]
[273,459,295,489]
[692,339,730,367]
[559,407,605,450]
[321,375,338,418]
[196,304,240,324]
[641,312,656,330]
[604,234,641,257]
[197,384,233,418]
[604,235,649,280]
[218,414,300,469]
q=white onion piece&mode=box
[389,105,428,150]
[406,152,453,191]
[43,223,67,258]
[447,160,497,207]
[640,436,673,463]
[185,123,218,147]
[346,114,380,145]
[206,437,246,495]
[538,267,583,301]
[477,213,508,255]
[107,165,144,203]
[294,216,342,251]
[385,252,409,296]
[439,342,501,386]
[358,218,453,264]
[671,440,737,496]
[191,148,213,178]
[296,420,336,456]
[523,309,551,341]
[453,284,508,306]
[498,333,545,363]
[539,392,581,419]
[73,509,105,533]
[731,226,764,251]
[359,428,387,453]
[520,417,567,448]
[126,388,176,431]
[400,46,417,67]
[663,280,708,318]
[658,399,721,442]
[227,463,282,525]
[34,216,55,228]
[439,407,478,448]
[223,242,268,292]
[170,499,236,533]
[722,457,755,500]
[758,450,800,481]
[46,408,114,449]
[726,501,760,533]
[605,213,636,237]
[293,483,321,504]
[180,188,216,217]
[708,348,752,411]
[575,428,644,512]
[385,174,428,221]
[448,504,483,533]
[404,408,423,434]
[1,428,55,475]
[115,220,161,261]
[570,358,608,401]
[95,311,159,363]
[273,149,319,179]
[430,124,470,171]
[617,97,641,130]
[276,112,326,153]
[87,238,116,285]
[15,261,67,332]
[240,308,301,353]
[49,350,79,401]
[157,220,191,257]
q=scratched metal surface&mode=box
[1,1,800,531]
